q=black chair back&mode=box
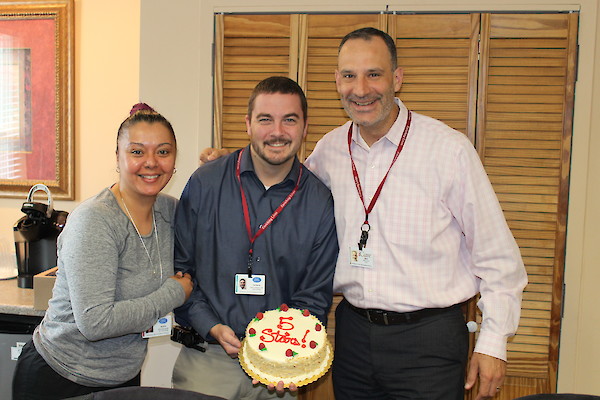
[516,395,600,400]
[92,387,226,400]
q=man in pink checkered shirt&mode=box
[304,27,527,400]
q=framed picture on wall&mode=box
[0,0,74,200]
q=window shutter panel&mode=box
[390,14,480,142]
[301,14,385,158]
[215,12,577,399]
[217,14,293,151]
[475,13,577,397]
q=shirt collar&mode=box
[239,144,301,186]
[351,98,410,147]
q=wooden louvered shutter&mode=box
[214,14,294,151]
[474,13,577,399]
[300,14,385,158]
[390,14,480,142]
[215,12,577,400]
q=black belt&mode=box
[347,302,457,325]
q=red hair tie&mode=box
[129,102,156,115]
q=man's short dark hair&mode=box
[247,76,308,121]
[338,27,398,70]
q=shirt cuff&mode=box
[473,329,508,361]
[162,277,187,307]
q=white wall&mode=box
[140,0,600,395]
[139,0,204,199]
[138,1,202,386]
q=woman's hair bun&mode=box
[129,102,156,116]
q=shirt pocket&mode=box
[379,189,435,253]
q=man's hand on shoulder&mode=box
[209,323,241,358]
[199,147,230,165]
[465,352,506,400]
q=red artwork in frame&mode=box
[0,0,74,199]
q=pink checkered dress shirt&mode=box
[304,98,527,361]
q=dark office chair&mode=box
[515,394,600,400]
[91,386,226,400]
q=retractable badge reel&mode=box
[358,222,370,250]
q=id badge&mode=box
[235,273,266,295]
[349,246,374,269]
[142,314,173,339]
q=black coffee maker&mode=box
[14,184,68,288]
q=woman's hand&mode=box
[170,271,193,300]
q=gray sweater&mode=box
[33,188,185,387]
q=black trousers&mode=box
[12,340,141,400]
[332,299,468,400]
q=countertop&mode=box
[0,279,45,317]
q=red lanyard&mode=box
[236,148,302,276]
[347,111,412,249]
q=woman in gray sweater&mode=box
[13,104,193,399]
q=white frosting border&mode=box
[239,337,333,388]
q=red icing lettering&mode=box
[260,328,301,346]
[302,329,310,343]
[277,316,294,330]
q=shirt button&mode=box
[256,257,261,262]
[370,164,376,169]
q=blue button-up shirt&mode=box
[174,146,338,339]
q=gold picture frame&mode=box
[0,0,74,199]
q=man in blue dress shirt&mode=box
[172,76,338,400]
